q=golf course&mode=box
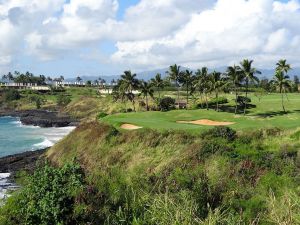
[103,93,300,131]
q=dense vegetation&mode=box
[2,122,300,224]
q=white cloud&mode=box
[1,0,300,74]
[112,0,300,70]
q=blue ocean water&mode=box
[0,116,75,199]
[0,116,75,157]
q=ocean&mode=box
[0,116,75,200]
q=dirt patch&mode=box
[177,119,235,126]
[120,124,143,130]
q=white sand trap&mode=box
[121,124,143,130]
[177,119,235,126]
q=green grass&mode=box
[103,93,300,131]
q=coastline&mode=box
[0,109,78,127]
[0,148,47,175]
[0,109,78,200]
[0,148,47,200]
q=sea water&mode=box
[0,116,75,200]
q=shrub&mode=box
[279,144,297,159]
[97,112,108,119]
[159,97,175,111]
[28,95,45,109]
[207,97,228,107]
[197,97,228,108]
[57,94,71,106]
[264,127,282,137]
[4,89,21,101]
[202,126,237,141]
[198,138,232,159]
[0,162,85,225]
[237,96,251,106]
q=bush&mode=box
[207,97,228,107]
[4,89,21,101]
[237,96,251,106]
[28,95,45,109]
[97,112,108,119]
[202,126,237,141]
[0,163,85,225]
[57,94,71,106]
[198,138,232,159]
[159,97,175,111]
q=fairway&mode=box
[102,93,300,131]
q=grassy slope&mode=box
[47,122,197,176]
[103,93,300,132]
[46,121,300,223]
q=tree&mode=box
[2,72,14,83]
[271,70,291,112]
[276,59,291,74]
[209,71,224,112]
[76,76,82,85]
[293,76,299,92]
[180,70,194,108]
[167,64,182,103]
[120,71,139,111]
[240,59,261,114]
[139,81,154,111]
[226,65,242,114]
[193,67,210,110]
[150,73,165,102]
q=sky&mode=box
[0,0,300,78]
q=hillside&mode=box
[44,121,300,224]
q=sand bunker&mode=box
[177,119,235,126]
[120,124,143,130]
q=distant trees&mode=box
[150,73,164,101]
[180,70,194,106]
[167,64,182,102]
[226,65,242,114]
[272,60,292,112]
[139,81,154,111]
[209,71,225,111]
[76,76,82,84]
[2,71,46,85]
[107,59,296,114]
[239,59,261,114]
[193,67,210,109]
[117,71,140,111]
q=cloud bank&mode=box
[0,0,300,74]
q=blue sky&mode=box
[0,0,300,78]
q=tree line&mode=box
[112,59,295,114]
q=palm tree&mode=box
[276,59,291,74]
[150,73,164,101]
[209,71,224,112]
[7,72,14,83]
[167,64,182,103]
[120,71,139,111]
[226,65,242,114]
[180,70,194,108]
[194,67,210,109]
[76,76,82,85]
[240,59,261,114]
[139,81,154,111]
[271,70,291,112]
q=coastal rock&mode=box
[0,149,46,175]
[0,110,78,127]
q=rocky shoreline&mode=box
[0,109,78,128]
[0,148,47,176]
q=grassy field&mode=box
[103,93,300,131]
